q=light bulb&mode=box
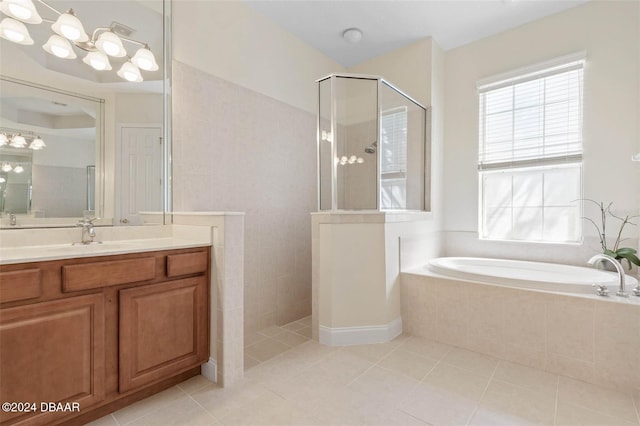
[13,165,24,173]
[51,10,88,42]
[83,51,112,71]
[131,46,159,71]
[0,177,5,183]
[43,34,76,59]
[357,157,364,164]
[0,17,33,44]
[95,31,126,57]
[117,61,143,82]
[0,133,7,147]
[9,134,26,148]
[1,164,12,172]
[0,0,42,24]
[29,137,46,150]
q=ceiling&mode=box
[244,0,588,67]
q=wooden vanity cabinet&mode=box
[0,247,210,426]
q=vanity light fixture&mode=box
[43,33,76,58]
[1,163,12,172]
[117,61,143,82]
[0,133,7,147]
[0,0,158,82]
[82,50,111,71]
[0,16,33,44]
[12,165,24,173]
[633,153,640,162]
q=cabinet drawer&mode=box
[63,257,156,292]
[0,269,42,303]
[166,251,208,277]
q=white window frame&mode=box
[477,54,585,243]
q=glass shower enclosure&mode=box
[317,74,429,211]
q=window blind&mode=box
[381,107,407,174]
[478,60,584,171]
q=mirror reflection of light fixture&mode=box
[0,17,34,44]
[633,153,640,162]
[29,136,46,150]
[1,164,12,172]
[13,165,24,173]
[0,129,46,150]
[0,0,158,82]
[9,134,27,148]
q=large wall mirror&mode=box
[0,0,171,228]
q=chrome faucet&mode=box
[588,254,627,297]
[9,213,16,226]
[75,217,101,245]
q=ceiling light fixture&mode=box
[0,0,158,82]
[342,27,363,44]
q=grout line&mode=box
[552,375,560,426]
[464,359,500,426]
[110,413,121,426]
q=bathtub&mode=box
[401,256,640,393]
[427,256,638,295]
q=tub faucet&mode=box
[588,254,627,297]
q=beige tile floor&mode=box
[91,316,640,426]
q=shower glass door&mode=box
[334,77,378,210]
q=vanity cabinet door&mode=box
[0,294,105,426]
[119,276,208,393]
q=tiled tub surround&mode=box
[172,61,315,335]
[401,269,640,394]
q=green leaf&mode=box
[615,252,640,268]
[603,249,617,257]
[615,247,637,256]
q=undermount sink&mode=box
[47,241,135,252]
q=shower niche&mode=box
[317,74,429,211]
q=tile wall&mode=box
[401,272,640,394]
[172,61,316,334]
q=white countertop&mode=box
[0,237,211,265]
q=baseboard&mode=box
[200,358,217,382]
[319,317,402,346]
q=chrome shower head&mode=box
[364,141,377,154]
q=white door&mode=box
[119,126,162,225]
